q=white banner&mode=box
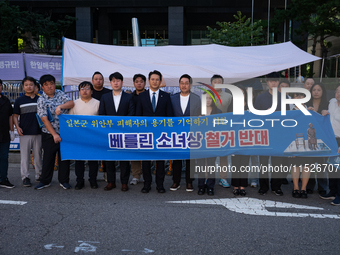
[62,37,320,87]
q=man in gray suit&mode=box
[170,74,201,192]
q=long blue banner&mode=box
[60,111,339,161]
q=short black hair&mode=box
[133,74,146,82]
[266,72,280,80]
[0,79,2,86]
[39,74,55,86]
[291,92,304,98]
[279,79,290,87]
[78,81,94,91]
[304,77,314,83]
[22,76,37,86]
[109,72,123,81]
[92,71,104,80]
[148,70,162,81]
[35,83,40,91]
[179,74,192,84]
[211,74,224,84]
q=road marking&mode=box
[0,200,27,205]
[75,241,100,253]
[168,197,340,219]
[44,244,64,250]
[122,248,154,253]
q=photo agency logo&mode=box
[197,82,223,115]
[199,83,311,117]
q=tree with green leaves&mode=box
[207,11,264,46]
[271,0,340,76]
[0,0,76,53]
[22,12,76,54]
[0,0,23,52]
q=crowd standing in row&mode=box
[0,71,340,206]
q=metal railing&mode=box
[1,82,24,103]
[65,90,80,100]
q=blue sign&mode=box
[0,53,25,80]
[25,54,62,82]
[59,111,339,161]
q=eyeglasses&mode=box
[80,87,91,91]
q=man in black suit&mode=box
[170,74,201,192]
[99,72,135,192]
[136,70,174,193]
[130,74,147,185]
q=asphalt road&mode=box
[1,163,340,255]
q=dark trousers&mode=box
[40,133,70,185]
[75,160,98,183]
[142,160,165,188]
[329,138,340,197]
[198,178,215,189]
[259,156,284,191]
[197,157,216,189]
[172,159,193,185]
[231,155,250,188]
[306,157,328,192]
[105,161,130,185]
[329,171,340,197]
[0,142,10,182]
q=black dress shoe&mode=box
[207,188,214,196]
[156,186,166,193]
[89,180,98,189]
[233,189,240,196]
[198,188,205,195]
[258,189,267,195]
[300,190,308,198]
[141,186,151,193]
[75,181,84,190]
[239,189,246,196]
[273,189,284,196]
[292,190,301,198]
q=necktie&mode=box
[152,92,156,112]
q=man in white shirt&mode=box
[170,74,201,192]
[136,70,174,193]
[99,72,135,192]
[69,81,100,190]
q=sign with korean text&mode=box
[25,54,62,82]
[0,53,25,80]
[59,111,339,161]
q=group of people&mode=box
[0,70,340,206]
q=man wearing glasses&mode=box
[69,81,100,190]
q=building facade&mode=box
[11,0,289,47]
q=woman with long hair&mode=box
[197,92,221,196]
[306,82,328,114]
[305,82,328,196]
[290,92,312,198]
[229,85,250,196]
